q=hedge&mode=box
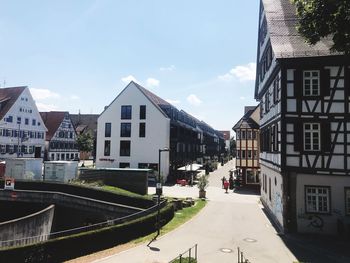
[0,202,174,262]
[0,180,153,208]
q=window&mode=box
[264,93,270,113]
[7,116,13,123]
[273,77,280,103]
[120,123,131,137]
[139,123,145,137]
[236,150,240,159]
[119,162,130,168]
[248,150,252,159]
[305,186,330,213]
[252,131,257,140]
[32,119,36,126]
[247,131,252,140]
[241,130,246,140]
[140,105,146,119]
[104,140,111,156]
[253,150,258,159]
[17,117,21,124]
[345,188,350,215]
[246,170,259,184]
[304,123,320,151]
[236,131,240,140]
[105,123,111,137]
[121,105,132,119]
[303,70,320,96]
[120,141,130,156]
[241,150,246,159]
[25,118,29,125]
[269,178,271,201]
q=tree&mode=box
[76,132,93,153]
[292,0,350,54]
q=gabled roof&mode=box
[0,86,26,121]
[262,0,341,58]
[40,111,67,140]
[232,105,259,131]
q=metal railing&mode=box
[237,247,251,263]
[169,244,198,263]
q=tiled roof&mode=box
[232,106,259,131]
[263,0,342,58]
[70,114,98,134]
[0,86,26,121]
[40,111,66,140]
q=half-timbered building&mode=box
[256,0,350,235]
[233,106,260,189]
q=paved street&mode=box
[94,160,297,263]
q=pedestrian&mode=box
[229,174,234,190]
[223,179,229,193]
[221,176,226,188]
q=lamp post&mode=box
[156,147,169,236]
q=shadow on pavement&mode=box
[232,188,260,196]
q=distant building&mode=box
[256,0,350,235]
[96,81,222,181]
[70,113,98,160]
[219,130,231,154]
[40,111,79,161]
[0,86,47,158]
[232,106,260,188]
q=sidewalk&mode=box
[94,160,297,263]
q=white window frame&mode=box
[305,186,330,213]
[304,123,320,151]
[303,70,320,96]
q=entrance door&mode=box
[34,147,41,158]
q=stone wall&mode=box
[0,204,54,248]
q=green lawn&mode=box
[134,199,207,244]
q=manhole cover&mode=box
[220,248,233,253]
[243,238,257,243]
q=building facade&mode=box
[40,112,79,161]
[0,87,47,159]
[96,81,223,181]
[233,106,260,188]
[256,0,350,235]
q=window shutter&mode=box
[294,69,302,98]
[320,68,331,96]
[294,121,303,152]
[321,122,331,152]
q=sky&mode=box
[0,0,260,134]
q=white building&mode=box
[0,86,47,158]
[96,82,170,180]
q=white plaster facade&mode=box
[96,82,170,180]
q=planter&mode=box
[199,190,206,199]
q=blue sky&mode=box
[0,0,259,134]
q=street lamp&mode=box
[156,147,169,236]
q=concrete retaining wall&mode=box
[0,204,54,248]
[79,168,150,195]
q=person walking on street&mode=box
[221,176,226,188]
[224,179,229,193]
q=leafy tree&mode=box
[292,0,350,54]
[76,132,93,153]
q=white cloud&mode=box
[218,62,256,82]
[165,99,181,105]
[146,78,160,88]
[121,75,139,84]
[160,65,176,71]
[187,94,202,106]
[35,102,59,112]
[30,88,60,100]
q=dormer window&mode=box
[303,70,320,96]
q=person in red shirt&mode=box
[223,180,229,193]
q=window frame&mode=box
[120,123,131,137]
[303,123,321,151]
[305,185,330,214]
[140,105,146,120]
[105,122,111,137]
[139,123,145,137]
[104,140,111,156]
[120,140,131,156]
[303,70,320,96]
[121,105,132,120]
